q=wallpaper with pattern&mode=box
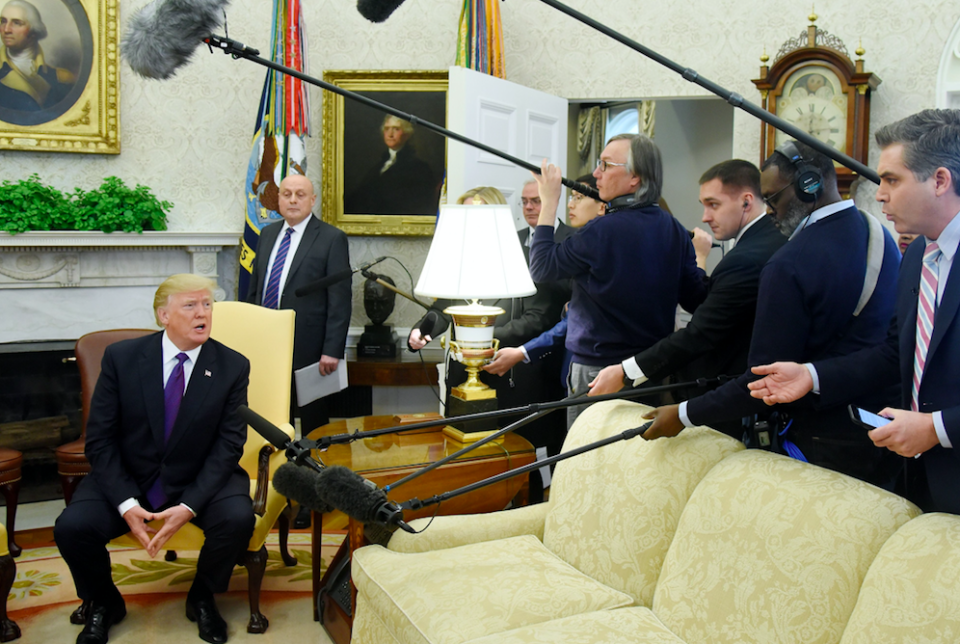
[7,0,960,326]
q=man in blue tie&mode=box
[55,274,253,644]
[246,175,351,434]
[747,109,960,514]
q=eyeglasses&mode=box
[520,198,541,207]
[596,159,627,173]
[762,183,791,211]
[569,193,588,204]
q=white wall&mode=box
[8,0,959,328]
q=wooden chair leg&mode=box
[60,474,82,507]
[0,483,20,558]
[164,551,177,562]
[241,546,269,634]
[278,510,297,567]
[0,554,20,641]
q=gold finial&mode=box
[760,46,769,64]
[809,4,817,24]
[856,38,865,58]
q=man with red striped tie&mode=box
[748,109,960,514]
[246,175,351,434]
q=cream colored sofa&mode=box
[350,400,960,644]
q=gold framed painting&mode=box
[321,70,447,236]
[0,0,119,154]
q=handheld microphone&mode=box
[316,466,415,533]
[407,309,443,353]
[294,257,388,297]
[237,404,325,472]
[272,462,333,514]
[122,0,230,79]
[357,0,408,22]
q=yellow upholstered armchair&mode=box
[107,301,297,634]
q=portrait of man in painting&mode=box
[0,0,91,126]
[342,90,446,217]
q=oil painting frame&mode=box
[321,70,447,236]
[0,0,118,154]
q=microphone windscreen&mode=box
[272,463,333,513]
[122,0,229,80]
[357,0,407,22]
[316,465,384,524]
[237,404,290,450]
[419,310,440,339]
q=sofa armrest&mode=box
[387,502,551,553]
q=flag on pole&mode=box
[240,0,310,298]
[454,0,506,79]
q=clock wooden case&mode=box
[753,17,881,197]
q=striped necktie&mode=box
[911,241,942,412]
[263,227,295,309]
[146,352,188,509]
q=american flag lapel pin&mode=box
[205,370,212,377]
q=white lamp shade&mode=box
[415,204,537,300]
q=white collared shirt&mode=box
[263,215,312,300]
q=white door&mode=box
[447,66,568,229]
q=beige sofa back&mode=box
[653,450,922,644]
[542,401,744,606]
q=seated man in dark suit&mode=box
[55,274,253,644]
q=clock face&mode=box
[775,66,849,154]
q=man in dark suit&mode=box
[55,274,252,644]
[748,110,960,513]
[587,160,787,434]
[642,140,903,489]
[246,174,352,433]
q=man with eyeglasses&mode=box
[518,179,573,261]
[641,139,904,489]
[529,134,708,427]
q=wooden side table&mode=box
[308,415,535,644]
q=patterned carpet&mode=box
[6,531,342,643]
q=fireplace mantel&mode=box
[1,231,239,343]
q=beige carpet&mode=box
[6,531,342,643]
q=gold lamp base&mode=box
[442,424,503,443]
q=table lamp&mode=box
[415,204,536,437]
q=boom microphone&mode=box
[237,404,325,472]
[272,462,333,513]
[357,0,408,22]
[317,466,415,533]
[294,256,388,297]
[122,0,229,79]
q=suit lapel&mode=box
[926,252,960,362]
[518,229,531,265]
[284,217,320,290]
[255,223,281,302]
[165,341,218,454]
[139,335,166,450]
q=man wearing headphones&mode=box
[642,140,904,489]
[587,160,786,433]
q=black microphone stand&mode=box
[202,35,600,199]
[400,420,653,514]
[534,0,879,184]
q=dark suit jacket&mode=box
[246,216,352,369]
[636,215,787,391]
[345,146,440,216]
[817,237,960,512]
[80,333,250,515]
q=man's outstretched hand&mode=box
[747,362,813,405]
[640,404,685,440]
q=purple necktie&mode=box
[263,228,294,309]
[146,352,188,509]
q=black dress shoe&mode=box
[293,505,311,529]
[76,599,126,644]
[186,596,228,644]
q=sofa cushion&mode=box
[543,400,744,606]
[351,534,634,644]
[840,513,960,644]
[653,450,921,644]
[463,607,686,644]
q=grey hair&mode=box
[875,109,960,196]
[382,114,414,136]
[2,0,46,40]
[607,133,662,206]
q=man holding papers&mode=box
[246,174,352,433]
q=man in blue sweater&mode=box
[643,140,903,488]
[529,134,708,426]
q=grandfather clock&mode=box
[753,11,881,197]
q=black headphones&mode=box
[775,141,823,203]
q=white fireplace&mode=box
[0,231,239,343]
